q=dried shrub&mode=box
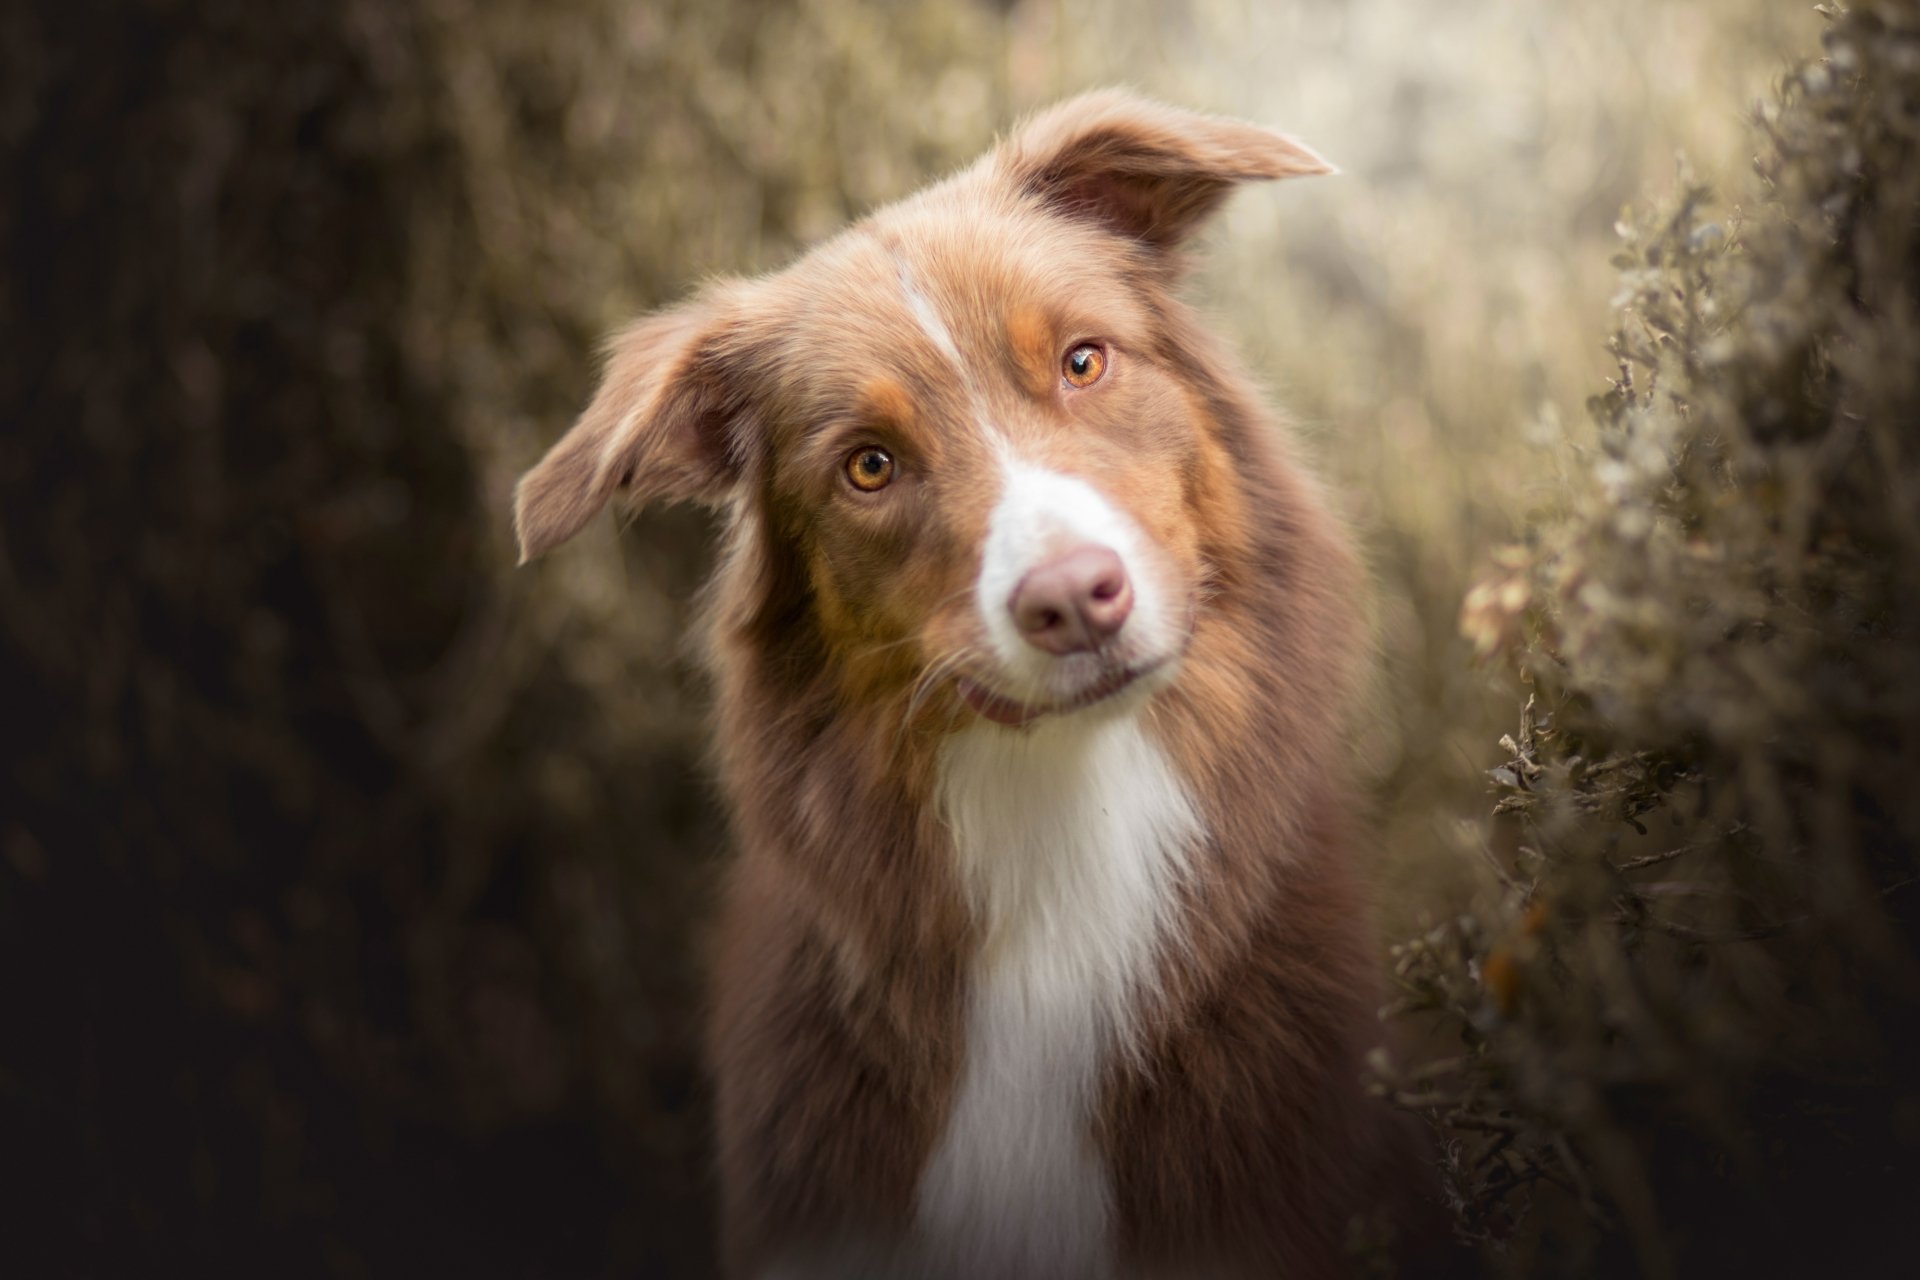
[1388,4,1920,1275]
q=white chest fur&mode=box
[912,709,1201,1279]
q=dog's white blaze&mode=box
[917,713,1201,1279]
[896,261,963,364]
[977,458,1177,693]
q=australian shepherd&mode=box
[516,90,1418,1279]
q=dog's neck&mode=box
[914,704,1201,1278]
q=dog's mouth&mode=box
[955,658,1172,729]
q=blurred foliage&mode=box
[1388,3,1920,1275]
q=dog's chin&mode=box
[956,653,1180,730]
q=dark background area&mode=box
[1,2,730,1273]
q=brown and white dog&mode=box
[516,91,1413,1279]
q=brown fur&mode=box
[516,90,1425,1278]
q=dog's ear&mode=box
[999,89,1333,251]
[514,298,748,563]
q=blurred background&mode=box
[0,1,1813,1275]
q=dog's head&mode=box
[515,91,1331,730]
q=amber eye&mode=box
[1063,343,1107,388]
[845,445,895,492]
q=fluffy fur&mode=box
[516,90,1419,1278]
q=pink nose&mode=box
[1009,545,1134,655]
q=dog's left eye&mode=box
[845,446,895,492]
[1063,343,1107,388]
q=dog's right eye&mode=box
[1063,343,1107,389]
[845,446,896,492]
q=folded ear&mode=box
[999,89,1334,251]
[514,299,746,563]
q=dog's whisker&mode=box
[845,586,983,666]
[907,648,975,719]
[896,645,984,745]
